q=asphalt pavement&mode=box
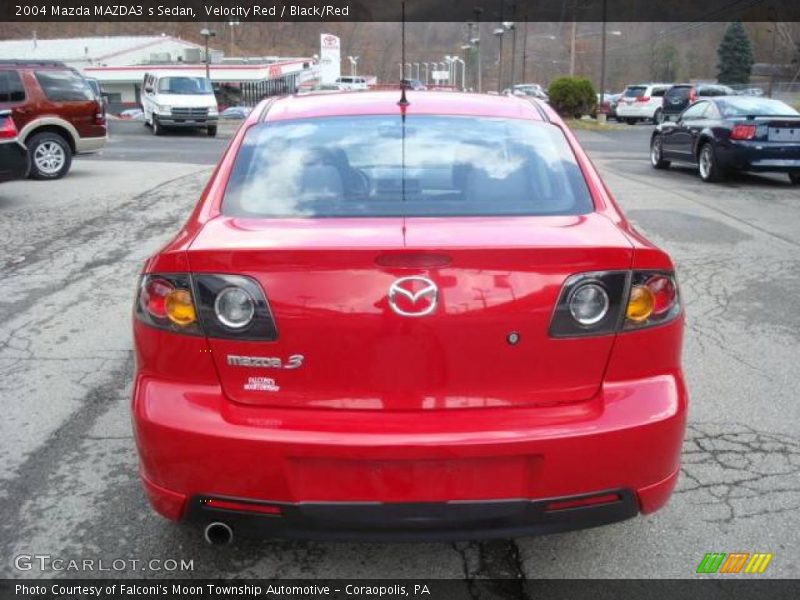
[0,120,798,582]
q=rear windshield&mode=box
[222,115,593,218]
[666,86,691,99]
[716,98,800,118]
[34,70,94,102]
[623,86,647,98]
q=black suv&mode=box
[661,84,736,122]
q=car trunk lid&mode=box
[187,213,633,410]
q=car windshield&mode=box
[157,77,213,94]
[716,98,800,117]
[624,86,647,98]
[222,115,593,218]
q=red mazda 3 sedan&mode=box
[132,91,687,543]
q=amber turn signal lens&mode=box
[626,285,655,322]
[165,289,196,326]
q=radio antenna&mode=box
[398,1,409,107]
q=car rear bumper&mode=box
[718,141,800,172]
[133,367,687,540]
[0,140,30,182]
[615,104,655,119]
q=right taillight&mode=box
[0,116,18,139]
[623,271,681,330]
[550,270,680,337]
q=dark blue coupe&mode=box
[650,96,800,184]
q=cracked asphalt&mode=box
[0,122,798,583]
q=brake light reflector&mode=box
[545,493,621,512]
[730,124,756,140]
[636,96,650,102]
[143,278,173,318]
[204,499,282,516]
[646,275,677,315]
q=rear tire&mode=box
[698,142,724,183]
[27,132,72,180]
[207,125,218,137]
[653,108,664,124]
[789,172,800,185]
[650,135,671,169]
[625,118,636,125]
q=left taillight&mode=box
[136,274,202,335]
[730,124,756,140]
[135,273,277,340]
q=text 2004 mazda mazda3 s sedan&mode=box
[132,91,687,544]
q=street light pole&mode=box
[200,28,216,80]
[598,0,607,122]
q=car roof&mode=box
[264,90,545,122]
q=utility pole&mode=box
[598,0,608,122]
[521,18,528,83]
[509,2,517,87]
[474,6,483,93]
[569,20,576,77]
[768,24,777,98]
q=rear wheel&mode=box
[698,142,724,183]
[207,125,218,137]
[28,132,72,180]
[790,172,800,185]
[650,135,671,169]
[625,118,637,125]
[653,108,663,124]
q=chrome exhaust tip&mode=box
[203,521,233,546]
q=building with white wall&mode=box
[0,35,316,108]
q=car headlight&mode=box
[156,105,171,115]
[208,107,218,115]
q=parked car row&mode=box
[0,59,107,180]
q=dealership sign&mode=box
[319,33,341,84]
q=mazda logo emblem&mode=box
[388,276,438,317]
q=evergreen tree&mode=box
[716,22,754,84]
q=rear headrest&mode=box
[299,165,344,197]
[464,166,529,203]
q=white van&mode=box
[141,72,219,136]
[334,76,368,91]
